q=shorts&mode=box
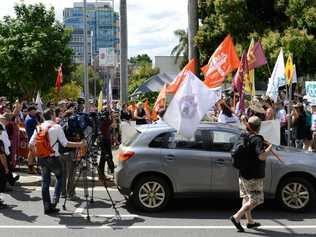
[239,177,264,206]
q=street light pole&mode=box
[83,0,90,110]
[120,0,128,104]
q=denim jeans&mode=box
[38,156,63,211]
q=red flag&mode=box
[166,58,196,94]
[55,64,63,91]
[202,35,240,88]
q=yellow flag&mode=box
[245,39,256,96]
[97,91,103,112]
[285,54,294,85]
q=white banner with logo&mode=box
[305,81,316,105]
[99,47,115,67]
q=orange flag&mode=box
[153,84,167,112]
[202,35,240,88]
[166,58,196,94]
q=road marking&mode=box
[0,225,316,230]
[22,187,118,192]
[74,202,86,215]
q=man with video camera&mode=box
[29,109,86,215]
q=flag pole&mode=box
[287,82,292,147]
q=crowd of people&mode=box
[0,89,314,213]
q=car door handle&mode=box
[164,154,175,161]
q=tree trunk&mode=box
[188,0,199,74]
[120,0,128,104]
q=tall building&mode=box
[63,1,119,64]
[63,1,120,99]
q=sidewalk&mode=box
[15,150,118,187]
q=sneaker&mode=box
[44,207,60,215]
[247,222,261,229]
[230,216,245,232]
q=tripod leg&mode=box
[82,162,90,222]
[103,180,121,220]
[90,159,95,203]
[63,162,80,210]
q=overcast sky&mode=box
[0,0,188,59]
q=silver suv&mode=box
[115,122,316,212]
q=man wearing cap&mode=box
[230,116,272,232]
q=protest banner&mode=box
[305,81,316,105]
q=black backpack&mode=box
[231,133,254,170]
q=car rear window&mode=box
[123,130,141,146]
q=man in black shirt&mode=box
[230,116,272,232]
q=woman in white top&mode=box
[217,100,239,124]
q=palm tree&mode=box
[171,29,188,64]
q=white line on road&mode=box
[74,203,86,215]
[22,187,119,192]
[1,225,316,230]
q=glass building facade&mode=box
[63,1,119,64]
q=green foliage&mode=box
[69,64,103,96]
[196,0,316,82]
[128,64,160,94]
[44,82,81,102]
[129,54,152,66]
[131,92,159,108]
[0,3,74,100]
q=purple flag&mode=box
[248,41,267,70]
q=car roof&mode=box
[137,122,242,134]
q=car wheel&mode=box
[132,175,171,212]
[277,177,315,212]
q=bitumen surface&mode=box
[1,187,316,237]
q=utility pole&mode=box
[120,0,128,104]
[188,0,199,73]
[83,0,90,110]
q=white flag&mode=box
[164,72,221,138]
[35,91,43,113]
[266,48,285,102]
[293,64,297,84]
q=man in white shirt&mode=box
[29,109,86,215]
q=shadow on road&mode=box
[1,205,38,223]
[126,197,316,223]
[246,229,316,237]
[8,186,41,202]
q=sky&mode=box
[0,0,188,59]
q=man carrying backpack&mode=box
[230,116,272,232]
[29,109,86,215]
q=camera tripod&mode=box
[62,134,120,221]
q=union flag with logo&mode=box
[202,35,240,88]
[166,58,196,94]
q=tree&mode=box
[195,0,316,83]
[171,29,188,66]
[69,64,103,97]
[128,64,160,95]
[129,54,152,66]
[0,3,73,100]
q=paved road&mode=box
[1,186,316,237]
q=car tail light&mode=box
[118,151,135,161]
